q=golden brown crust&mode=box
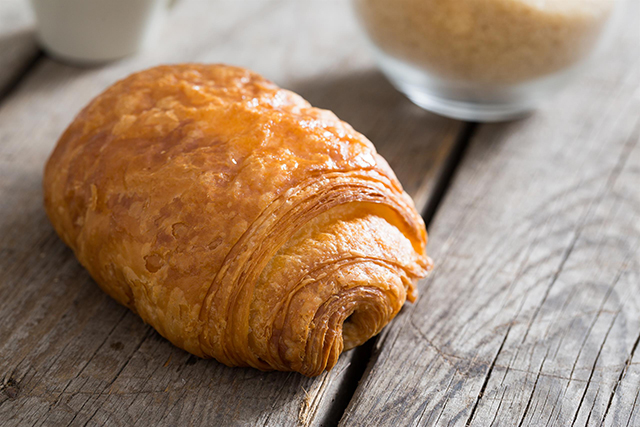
[43,64,431,376]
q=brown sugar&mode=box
[354,0,616,84]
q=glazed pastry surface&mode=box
[43,64,431,376]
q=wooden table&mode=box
[1,1,638,426]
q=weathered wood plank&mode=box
[0,0,38,95]
[0,1,462,426]
[341,3,640,426]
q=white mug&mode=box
[29,0,170,63]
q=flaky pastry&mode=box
[43,64,431,376]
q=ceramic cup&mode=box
[30,0,170,64]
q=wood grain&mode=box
[0,0,38,96]
[341,3,640,426]
[0,1,462,426]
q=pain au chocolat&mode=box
[43,64,431,376]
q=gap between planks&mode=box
[0,50,43,107]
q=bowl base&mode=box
[399,86,534,122]
[370,48,585,122]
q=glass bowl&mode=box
[352,0,624,121]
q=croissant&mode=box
[43,64,431,376]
